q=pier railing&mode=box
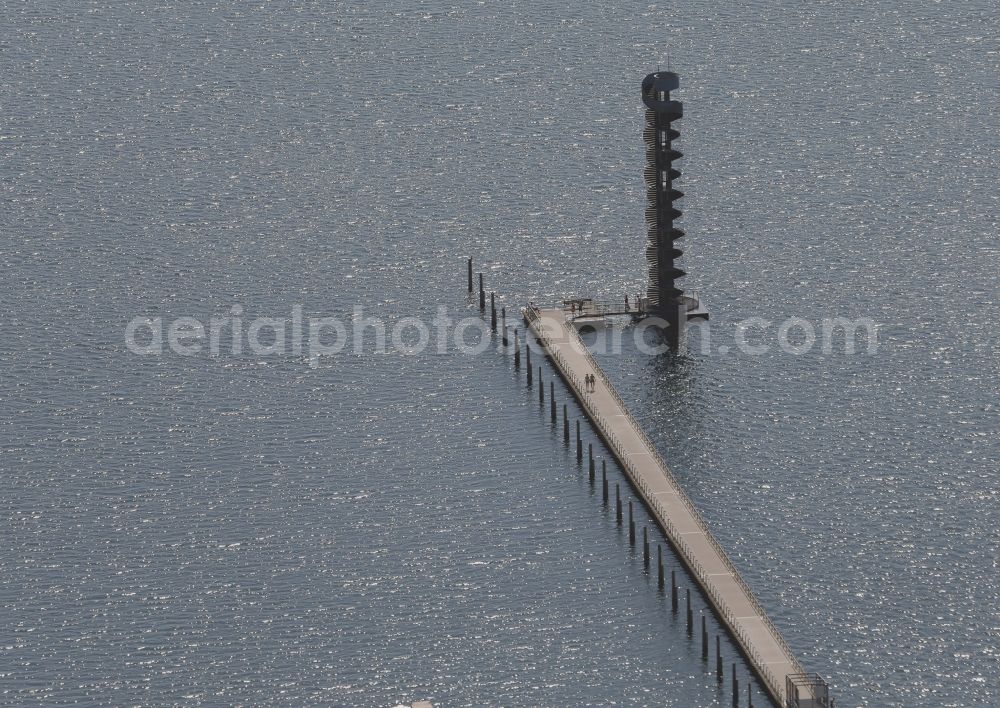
[564,299,646,320]
[524,304,809,704]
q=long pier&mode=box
[524,305,816,708]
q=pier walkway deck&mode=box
[523,306,812,708]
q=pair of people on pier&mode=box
[584,373,596,392]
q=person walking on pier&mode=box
[625,294,630,312]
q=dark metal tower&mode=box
[642,71,697,349]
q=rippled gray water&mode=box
[2,1,997,706]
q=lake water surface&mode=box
[1,1,997,706]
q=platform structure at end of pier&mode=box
[524,305,827,708]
